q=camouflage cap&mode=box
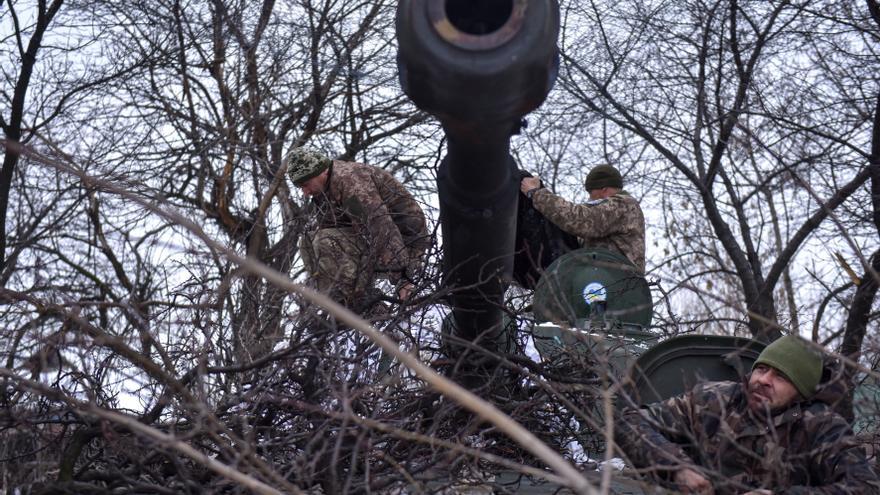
[584,164,623,191]
[286,147,332,185]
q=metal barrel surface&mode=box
[397,0,560,347]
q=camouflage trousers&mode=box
[300,228,422,304]
[300,228,373,303]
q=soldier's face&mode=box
[298,170,329,197]
[747,364,800,413]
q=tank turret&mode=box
[533,248,652,328]
[530,248,656,377]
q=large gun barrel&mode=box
[396,0,559,348]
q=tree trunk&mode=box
[837,50,880,419]
[0,0,64,275]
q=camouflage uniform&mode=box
[531,189,645,272]
[299,161,429,302]
[615,379,880,494]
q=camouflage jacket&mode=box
[310,161,428,282]
[615,380,880,494]
[531,189,645,272]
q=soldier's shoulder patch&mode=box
[585,198,608,206]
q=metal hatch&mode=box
[624,334,766,406]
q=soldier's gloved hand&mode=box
[674,467,714,494]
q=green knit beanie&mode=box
[584,164,623,191]
[752,335,823,399]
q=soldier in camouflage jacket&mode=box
[287,148,429,305]
[520,164,645,272]
[615,336,880,494]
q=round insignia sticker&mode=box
[582,282,607,305]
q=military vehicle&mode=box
[395,0,765,398]
[394,1,867,493]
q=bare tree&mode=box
[2,0,879,493]
[551,0,878,341]
[837,0,880,420]
[93,0,437,363]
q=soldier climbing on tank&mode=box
[520,164,645,273]
[287,147,429,309]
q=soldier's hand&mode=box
[520,176,540,194]
[674,468,713,494]
[397,282,414,302]
[740,491,772,495]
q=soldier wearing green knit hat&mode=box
[748,334,823,411]
[615,334,880,494]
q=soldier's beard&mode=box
[747,384,778,413]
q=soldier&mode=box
[615,335,880,494]
[519,164,645,272]
[287,147,429,307]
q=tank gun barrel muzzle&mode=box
[397,0,559,131]
[396,0,559,348]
